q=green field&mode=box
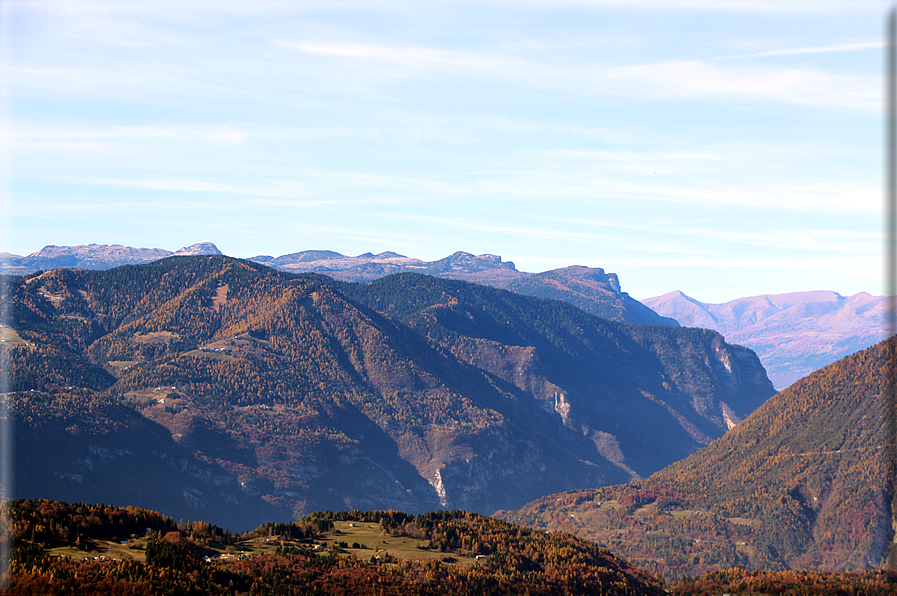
[48,538,149,563]
[0,325,25,344]
[182,348,234,361]
[235,521,480,566]
[322,521,479,565]
[107,360,139,369]
[48,521,481,567]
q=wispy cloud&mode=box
[489,0,881,10]
[544,214,879,253]
[276,37,879,112]
[275,39,526,76]
[7,124,247,148]
[12,0,884,13]
[72,173,448,206]
[4,0,884,300]
[720,41,883,59]
[383,213,700,253]
[455,162,879,214]
[611,255,881,269]
[593,60,878,111]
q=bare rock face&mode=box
[28,244,172,261]
[643,290,889,389]
[21,244,173,271]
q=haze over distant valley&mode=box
[644,290,889,390]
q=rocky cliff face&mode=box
[335,273,774,486]
[172,242,223,256]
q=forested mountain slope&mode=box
[4,256,772,530]
[333,273,773,474]
[11,499,897,595]
[500,338,896,579]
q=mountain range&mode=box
[0,242,222,274]
[249,249,678,327]
[5,245,893,580]
[4,255,773,530]
[500,337,896,578]
[8,244,888,388]
[1,243,676,327]
[643,290,889,389]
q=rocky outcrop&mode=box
[172,242,223,256]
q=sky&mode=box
[0,0,891,303]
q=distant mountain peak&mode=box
[27,243,170,259]
[435,251,517,272]
[351,251,408,260]
[172,242,222,256]
[237,249,674,323]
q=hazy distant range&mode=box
[3,242,888,389]
[643,290,889,390]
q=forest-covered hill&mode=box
[5,256,773,530]
[500,338,896,579]
[8,499,897,595]
[5,499,664,595]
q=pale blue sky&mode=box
[0,0,889,302]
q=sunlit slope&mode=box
[501,338,895,577]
